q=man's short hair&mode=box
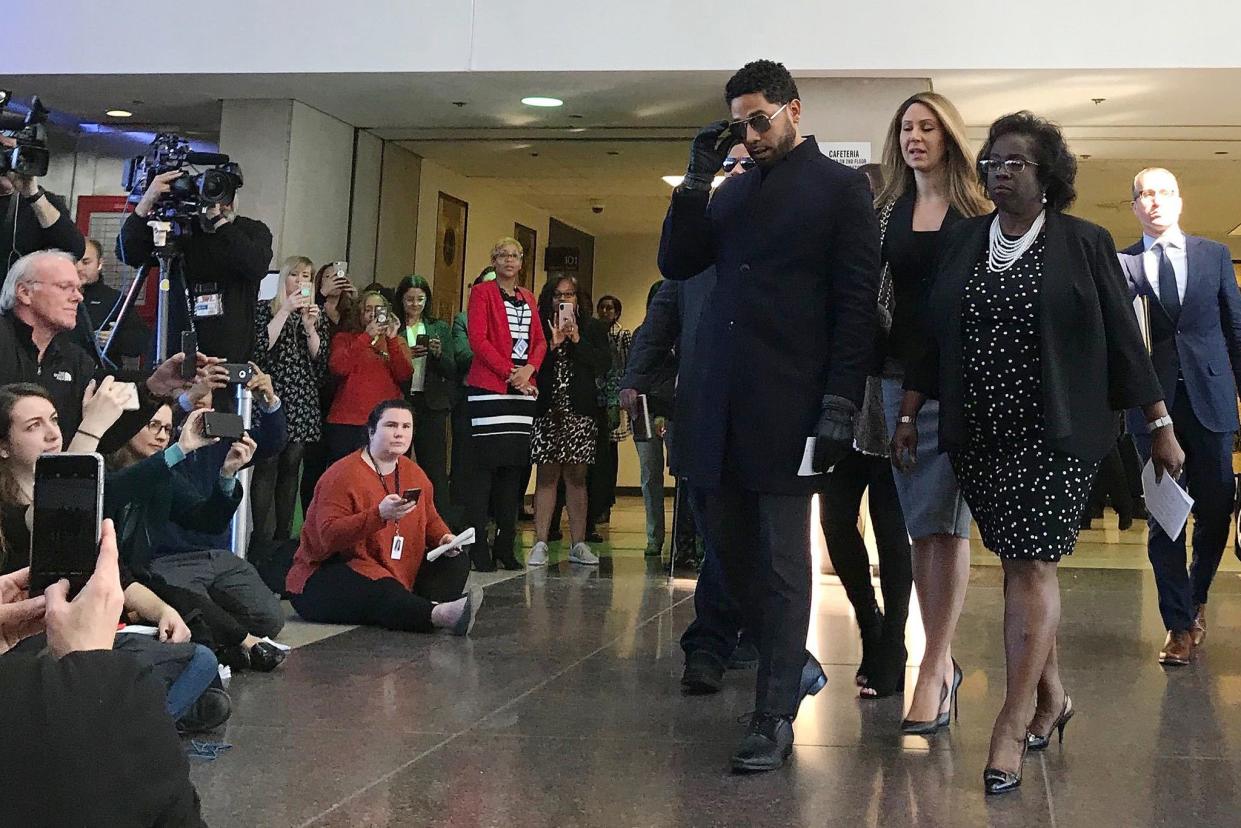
[1131,167,1179,201]
[724,60,800,106]
[0,250,77,314]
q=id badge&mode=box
[512,337,529,360]
[194,293,224,318]
[391,535,405,560]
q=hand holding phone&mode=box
[29,454,105,599]
[180,332,199,381]
[44,518,126,659]
[402,488,422,505]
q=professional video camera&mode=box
[122,133,243,233]
[0,91,50,177]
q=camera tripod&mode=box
[98,219,196,371]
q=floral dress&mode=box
[253,302,330,443]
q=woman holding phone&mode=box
[324,291,413,462]
[252,255,329,543]
[526,276,611,567]
[394,275,457,519]
[287,399,481,635]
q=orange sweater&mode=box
[286,452,452,595]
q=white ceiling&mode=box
[7,68,1241,245]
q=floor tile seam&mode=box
[298,587,698,827]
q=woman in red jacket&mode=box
[288,399,481,634]
[324,290,413,462]
[462,237,547,571]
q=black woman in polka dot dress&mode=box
[894,112,1184,795]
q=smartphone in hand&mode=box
[29,453,105,598]
[402,488,422,506]
[631,394,654,443]
[180,331,198,381]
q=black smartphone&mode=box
[202,411,245,441]
[220,363,254,385]
[415,334,429,349]
[631,394,653,442]
[180,331,198,381]
[402,488,422,505]
[29,453,105,598]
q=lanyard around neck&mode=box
[364,447,400,496]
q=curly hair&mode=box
[724,60,799,106]
[978,111,1077,212]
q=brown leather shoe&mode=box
[1191,605,1207,648]
[1159,630,1194,666]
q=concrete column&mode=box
[218,99,355,267]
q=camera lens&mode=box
[198,169,236,204]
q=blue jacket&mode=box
[1120,234,1241,434]
[152,402,288,559]
[620,269,717,476]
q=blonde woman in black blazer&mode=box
[894,112,1184,794]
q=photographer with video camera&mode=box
[0,94,85,272]
[116,146,273,365]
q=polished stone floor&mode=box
[193,497,1241,827]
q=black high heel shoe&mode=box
[900,658,962,734]
[1026,695,1074,751]
[983,739,1028,795]
[855,606,883,688]
[860,620,907,700]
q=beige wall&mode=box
[374,144,422,285]
[593,232,669,490]
[411,158,553,305]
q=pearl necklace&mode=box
[987,210,1045,273]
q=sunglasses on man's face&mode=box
[721,157,757,173]
[726,103,789,141]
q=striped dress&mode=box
[466,292,538,468]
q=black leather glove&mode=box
[682,120,737,191]
[812,394,858,473]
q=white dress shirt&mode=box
[1142,227,1188,304]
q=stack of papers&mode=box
[1140,460,1194,539]
[426,527,476,562]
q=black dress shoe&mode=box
[731,712,794,773]
[496,555,523,571]
[248,641,286,673]
[585,529,604,544]
[176,688,232,734]
[681,650,726,694]
[218,643,251,672]
[798,652,828,706]
[983,741,1027,795]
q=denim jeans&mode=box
[166,644,220,720]
[634,433,667,552]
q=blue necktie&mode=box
[1156,243,1180,324]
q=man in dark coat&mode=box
[658,59,880,772]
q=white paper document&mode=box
[426,527,476,562]
[798,438,821,476]
[1140,460,1194,539]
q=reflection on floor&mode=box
[196,496,1241,827]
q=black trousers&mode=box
[290,554,471,633]
[411,396,452,522]
[250,440,306,543]
[819,450,912,631]
[1086,443,1135,522]
[465,463,524,567]
[694,478,812,717]
[300,439,330,514]
[145,579,248,652]
[587,435,618,525]
[324,423,368,464]
[448,398,473,523]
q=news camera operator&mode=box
[117,167,273,364]
[0,137,85,272]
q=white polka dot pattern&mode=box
[950,235,1100,562]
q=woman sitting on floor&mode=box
[287,398,482,635]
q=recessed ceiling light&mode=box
[106,109,133,118]
[662,175,724,189]
[568,127,587,133]
[521,96,563,108]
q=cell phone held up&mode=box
[402,488,422,505]
[29,453,105,598]
[180,331,198,381]
[201,411,245,442]
[220,363,254,385]
[557,302,574,330]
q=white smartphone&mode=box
[333,261,348,281]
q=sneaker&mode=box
[526,541,549,567]
[568,542,599,565]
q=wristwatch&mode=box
[1148,415,1173,431]
[897,415,915,425]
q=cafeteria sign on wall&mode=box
[819,142,871,169]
